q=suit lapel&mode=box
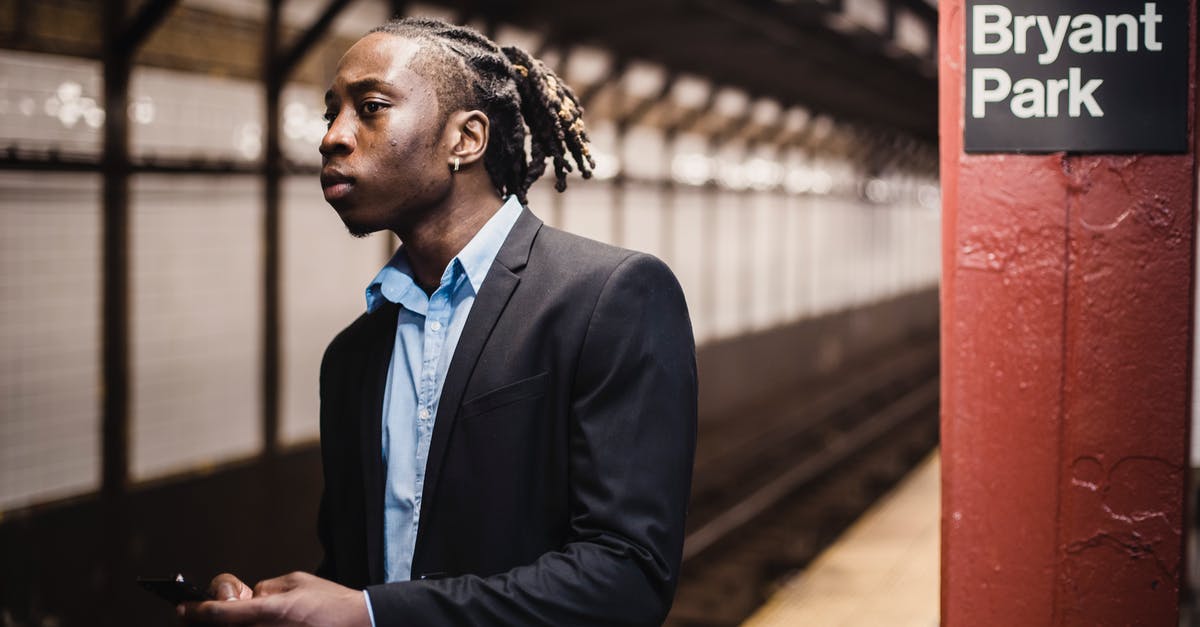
[412,208,541,566]
[359,300,398,585]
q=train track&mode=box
[666,335,941,626]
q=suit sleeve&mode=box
[364,252,699,626]
[314,338,339,582]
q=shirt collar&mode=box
[455,194,523,294]
[365,195,524,313]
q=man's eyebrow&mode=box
[325,78,399,104]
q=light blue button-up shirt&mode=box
[361,196,523,624]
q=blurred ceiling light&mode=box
[713,87,749,118]
[538,49,563,74]
[585,119,617,154]
[785,166,814,194]
[235,122,262,160]
[565,46,612,86]
[303,0,388,37]
[621,126,666,176]
[783,107,811,134]
[895,10,931,57]
[84,106,105,129]
[58,99,82,128]
[669,75,711,109]
[671,153,712,186]
[809,115,835,143]
[589,150,620,181]
[283,101,308,140]
[864,178,891,203]
[746,157,783,190]
[809,168,834,194]
[129,96,155,125]
[283,102,307,124]
[45,81,104,129]
[750,99,781,126]
[283,100,328,144]
[56,81,82,103]
[494,24,542,55]
[715,158,750,191]
[622,61,667,100]
[918,184,941,210]
[843,0,888,33]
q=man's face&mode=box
[320,34,450,236]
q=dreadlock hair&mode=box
[368,17,595,205]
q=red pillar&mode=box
[939,2,1199,626]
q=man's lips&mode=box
[321,171,355,202]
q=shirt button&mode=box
[430,321,442,331]
[418,408,431,420]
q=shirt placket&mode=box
[411,270,457,535]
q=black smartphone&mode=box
[137,574,211,604]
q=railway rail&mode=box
[667,334,941,626]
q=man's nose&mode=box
[319,115,354,157]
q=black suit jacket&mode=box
[314,207,698,626]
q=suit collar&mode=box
[494,205,540,272]
[410,207,541,572]
[358,207,542,581]
[359,300,399,585]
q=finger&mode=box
[251,576,291,598]
[208,573,250,602]
[182,598,270,625]
[177,601,229,627]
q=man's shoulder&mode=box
[533,224,631,266]
[530,224,673,286]
[321,306,385,367]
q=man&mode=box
[182,17,696,627]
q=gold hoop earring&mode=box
[452,157,461,172]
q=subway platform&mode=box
[743,452,939,627]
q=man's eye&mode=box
[322,111,336,127]
[361,101,385,114]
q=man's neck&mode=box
[394,188,504,295]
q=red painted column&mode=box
[939,2,1199,626]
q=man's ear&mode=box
[445,110,489,167]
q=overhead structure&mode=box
[422,0,938,141]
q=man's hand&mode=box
[208,573,253,602]
[179,571,371,627]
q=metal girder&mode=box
[118,0,182,56]
[274,0,355,79]
[710,110,758,149]
[616,73,676,129]
[576,56,627,110]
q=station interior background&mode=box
[7,0,1189,625]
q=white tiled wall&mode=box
[0,50,942,509]
[559,178,616,245]
[279,177,389,446]
[130,68,264,162]
[671,187,710,343]
[620,182,667,264]
[0,52,103,156]
[0,173,103,511]
[129,175,263,480]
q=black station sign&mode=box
[964,1,1189,153]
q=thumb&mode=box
[208,573,251,602]
[216,581,238,601]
